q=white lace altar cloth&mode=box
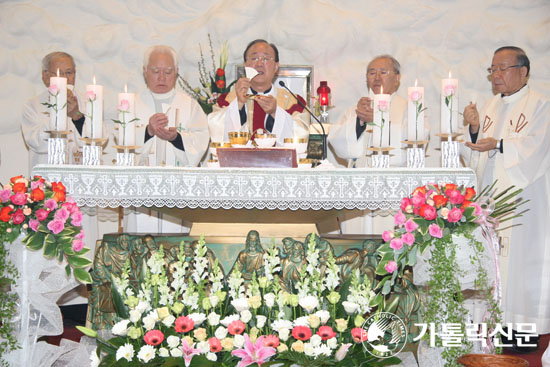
[32,165,476,211]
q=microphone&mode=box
[278,81,327,160]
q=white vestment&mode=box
[128,89,209,234]
[207,86,310,145]
[328,94,429,235]
[462,85,550,333]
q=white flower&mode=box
[303,342,315,357]
[209,294,219,308]
[264,293,276,308]
[167,335,180,349]
[256,315,267,328]
[129,309,142,323]
[240,310,252,323]
[342,301,360,315]
[215,326,228,339]
[221,314,240,327]
[159,347,169,357]
[206,352,217,361]
[293,316,310,327]
[170,348,183,357]
[89,348,99,367]
[310,334,322,347]
[317,344,332,357]
[162,314,175,327]
[112,319,130,336]
[208,312,220,326]
[231,297,250,312]
[327,337,338,349]
[143,314,157,331]
[136,300,150,314]
[315,310,330,324]
[335,343,352,361]
[279,328,290,341]
[197,341,210,354]
[299,295,319,313]
[233,334,245,348]
[116,343,135,362]
[188,312,207,326]
[137,344,156,363]
[271,319,293,333]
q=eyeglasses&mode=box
[47,69,75,78]
[149,67,174,75]
[487,65,521,74]
[367,69,392,78]
[246,56,274,64]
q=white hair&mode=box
[143,45,178,71]
[42,51,75,71]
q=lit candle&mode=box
[48,68,67,131]
[372,85,391,148]
[407,79,425,142]
[85,76,104,139]
[117,84,136,146]
[441,71,459,135]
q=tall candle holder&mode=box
[402,140,428,168]
[81,138,106,166]
[45,130,71,165]
[368,147,393,168]
[437,133,462,168]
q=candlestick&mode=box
[372,87,391,148]
[407,80,425,142]
[117,84,136,146]
[48,69,67,131]
[441,72,459,135]
[85,76,104,139]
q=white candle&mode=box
[85,76,104,139]
[48,69,67,131]
[372,86,391,148]
[117,84,136,146]
[441,71,459,135]
[407,79,425,141]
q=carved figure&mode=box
[230,230,265,282]
[279,238,306,291]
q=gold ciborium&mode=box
[228,132,250,147]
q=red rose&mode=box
[216,79,225,89]
[412,186,427,196]
[0,206,13,222]
[30,188,45,202]
[12,209,25,225]
[12,182,27,194]
[216,68,225,77]
[419,204,437,220]
[10,175,24,184]
[52,182,66,202]
[464,187,476,200]
[433,195,448,208]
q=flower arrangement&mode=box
[80,235,399,367]
[0,175,92,284]
[178,34,236,114]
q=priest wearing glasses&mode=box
[462,46,550,351]
[208,39,309,145]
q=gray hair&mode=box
[42,51,75,72]
[494,46,530,77]
[368,54,401,74]
[143,45,178,71]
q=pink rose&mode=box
[402,232,415,246]
[71,211,83,226]
[444,84,456,97]
[419,204,437,221]
[86,90,96,101]
[62,201,77,214]
[45,199,58,210]
[36,208,50,221]
[72,239,84,252]
[12,209,25,225]
[10,192,27,206]
[447,207,463,223]
[47,219,65,234]
[54,207,70,222]
[30,180,44,190]
[75,229,85,240]
[404,219,418,233]
[0,189,10,203]
[390,238,403,251]
[385,260,398,274]
[118,99,130,112]
[382,230,394,242]
[377,99,389,112]
[428,223,443,238]
[29,219,40,232]
[409,90,422,102]
[411,193,426,208]
[48,84,59,95]
[400,198,413,213]
[470,202,483,217]
[447,189,465,205]
[394,210,406,226]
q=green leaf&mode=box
[382,279,391,295]
[73,268,92,284]
[75,325,97,338]
[25,231,45,250]
[65,264,71,277]
[111,278,130,318]
[67,255,92,268]
[43,237,57,258]
[407,245,417,266]
[62,241,76,256]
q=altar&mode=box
[32,164,476,238]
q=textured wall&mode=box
[1,0,549,182]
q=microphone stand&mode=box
[278,81,327,160]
